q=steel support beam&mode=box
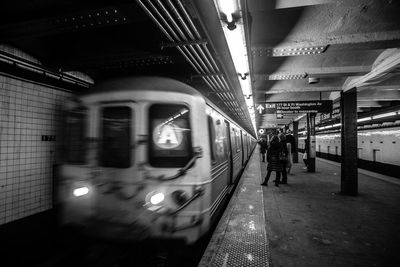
[340,88,358,196]
[293,120,299,163]
[306,113,316,172]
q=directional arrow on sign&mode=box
[256,104,265,114]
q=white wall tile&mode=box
[0,75,72,225]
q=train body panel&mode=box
[299,126,400,174]
[58,77,256,243]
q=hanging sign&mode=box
[264,101,333,114]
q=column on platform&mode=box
[292,121,299,163]
[340,88,358,196]
[306,113,316,172]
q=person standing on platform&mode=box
[278,133,288,184]
[258,138,268,162]
[285,130,296,174]
[303,138,309,169]
[261,135,283,187]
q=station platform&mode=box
[199,150,400,267]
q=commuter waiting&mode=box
[261,135,283,187]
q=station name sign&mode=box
[264,100,333,114]
[320,106,340,122]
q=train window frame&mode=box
[235,129,241,153]
[100,104,134,168]
[148,103,193,168]
[65,107,87,164]
[207,115,217,164]
[231,127,237,153]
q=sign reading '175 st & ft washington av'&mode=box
[263,100,333,114]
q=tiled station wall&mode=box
[0,75,72,225]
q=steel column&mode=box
[307,113,316,172]
[292,121,299,163]
[340,88,358,196]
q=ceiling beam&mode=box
[343,49,400,91]
[256,86,341,94]
[356,101,382,108]
[0,4,132,40]
[275,0,337,9]
[253,31,400,52]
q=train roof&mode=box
[82,76,203,98]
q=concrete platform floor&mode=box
[260,153,400,267]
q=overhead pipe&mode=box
[136,0,201,74]
[146,0,230,103]
[174,0,221,72]
[138,0,242,121]
[155,0,212,76]
[166,0,219,76]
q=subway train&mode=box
[298,124,400,178]
[57,76,256,244]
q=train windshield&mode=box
[149,104,192,167]
[101,106,132,168]
[65,108,86,164]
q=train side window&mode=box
[207,115,216,163]
[65,107,86,164]
[236,130,241,152]
[101,106,132,168]
[149,104,192,167]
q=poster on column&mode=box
[264,101,333,114]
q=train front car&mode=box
[58,77,212,244]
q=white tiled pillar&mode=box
[0,75,72,224]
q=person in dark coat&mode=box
[258,138,268,162]
[261,135,283,187]
[278,133,288,184]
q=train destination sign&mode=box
[263,101,332,114]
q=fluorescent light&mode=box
[215,0,256,132]
[295,114,306,121]
[357,117,372,122]
[218,0,236,22]
[372,112,397,119]
[223,24,249,75]
[332,123,341,127]
[73,187,89,197]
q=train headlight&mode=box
[73,186,89,197]
[150,192,165,205]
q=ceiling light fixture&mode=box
[357,117,372,122]
[372,112,397,119]
[215,0,256,133]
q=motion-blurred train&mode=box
[298,124,400,178]
[57,76,256,244]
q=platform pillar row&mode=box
[340,88,358,196]
[307,113,316,172]
[292,120,299,163]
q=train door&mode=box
[95,103,136,223]
[240,130,245,166]
[224,120,233,185]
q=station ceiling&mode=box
[1,0,400,134]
